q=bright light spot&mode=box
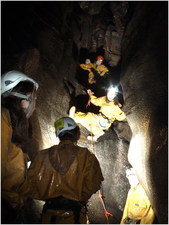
[128,131,150,179]
[128,133,144,164]
[27,161,31,168]
[107,86,118,101]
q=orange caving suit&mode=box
[80,63,109,84]
[1,107,30,209]
[72,111,112,138]
[120,184,155,224]
[28,140,104,224]
[88,92,126,122]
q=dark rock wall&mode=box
[2,1,167,224]
[121,2,168,224]
[87,128,131,224]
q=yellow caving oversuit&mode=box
[88,92,126,122]
[120,184,155,224]
[80,63,109,84]
[28,140,104,224]
[80,63,96,84]
[1,107,30,209]
[69,108,112,139]
[95,64,109,76]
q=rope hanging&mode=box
[86,99,91,108]
[98,190,113,224]
[88,126,113,224]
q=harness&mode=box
[43,196,85,224]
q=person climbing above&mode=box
[94,55,109,77]
[69,106,112,142]
[80,58,96,84]
[87,87,126,122]
[1,70,39,222]
[28,117,104,224]
[80,56,109,84]
[120,168,155,224]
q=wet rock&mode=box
[2,1,167,223]
[121,2,168,223]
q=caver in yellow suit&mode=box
[1,107,30,208]
[88,92,126,122]
[80,59,109,84]
[120,184,155,224]
[28,117,104,224]
[95,64,109,76]
[1,70,39,223]
[69,106,112,140]
[80,61,96,84]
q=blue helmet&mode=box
[54,117,78,137]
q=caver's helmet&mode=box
[1,70,39,118]
[54,117,78,138]
[97,56,104,61]
[126,168,139,187]
[1,70,38,97]
[85,59,91,64]
[107,86,118,101]
[126,168,136,177]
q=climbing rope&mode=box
[98,190,113,224]
[88,126,113,224]
[86,99,91,108]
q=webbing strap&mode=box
[10,92,31,101]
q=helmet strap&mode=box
[24,86,36,118]
[10,86,36,118]
[10,92,31,101]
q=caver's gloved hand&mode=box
[87,89,94,96]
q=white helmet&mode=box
[85,59,91,64]
[54,117,78,137]
[1,70,39,97]
[126,168,136,177]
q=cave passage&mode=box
[1,1,168,224]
